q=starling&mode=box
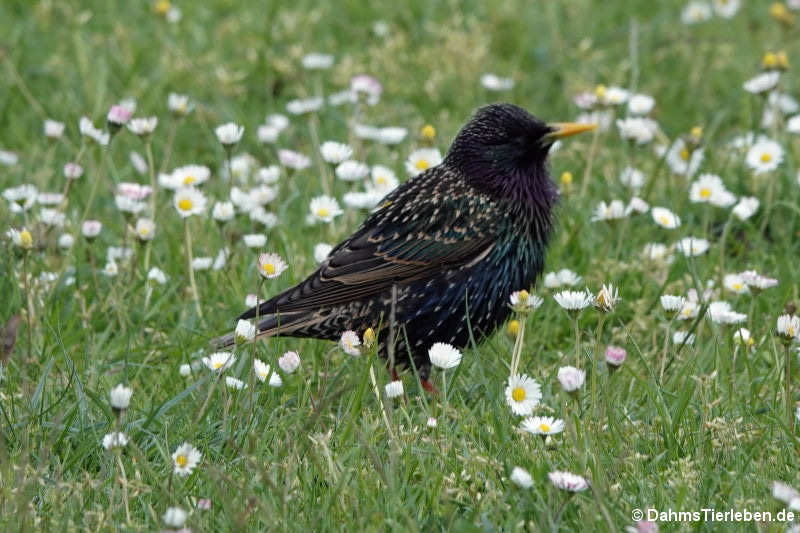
[213,103,594,387]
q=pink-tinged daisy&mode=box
[257,252,287,279]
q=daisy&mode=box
[278,351,301,373]
[596,85,629,106]
[343,191,383,210]
[302,52,334,69]
[172,165,210,187]
[257,252,287,279]
[788,115,800,134]
[521,415,565,436]
[340,330,362,356]
[243,234,267,248]
[314,243,333,263]
[627,93,655,115]
[660,295,687,313]
[114,195,146,216]
[215,122,244,145]
[257,124,280,143]
[320,141,353,164]
[79,116,109,145]
[480,73,515,91]
[428,342,462,369]
[554,290,593,311]
[168,93,192,116]
[616,117,658,144]
[723,274,749,295]
[509,290,544,311]
[256,165,281,184]
[202,352,235,372]
[213,248,229,271]
[665,139,703,177]
[172,442,201,476]
[63,162,84,179]
[676,237,710,256]
[627,197,649,214]
[510,467,533,488]
[777,315,800,342]
[250,208,278,228]
[163,507,188,529]
[548,471,590,492]
[118,182,152,200]
[594,284,620,312]
[732,197,759,220]
[605,345,627,366]
[127,116,158,137]
[212,201,235,222]
[174,188,206,218]
[44,119,65,139]
[745,139,783,174]
[405,148,442,176]
[335,160,370,181]
[278,149,311,170]
[707,301,746,325]
[148,267,168,285]
[733,328,755,348]
[103,261,119,277]
[557,366,586,392]
[106,105,132,129]
[82,220,103,238]
[739,270,778,291]
[329,90,357,106]
[109,384,133,411]
[673,330,696,345]
[351,75,383,105]
[591,200,628,222]
[385,380,404,399]
[6,227,32,250]
[371,165,399,193]
[689,174,725,203]
[505,374,542,415]
[651,207,681,229]
[102,432,129,450]
[286,97,324,115]
[4,183,38,211]
[713,0,740,18]
[235,319,256,344]
[743,71,780,94]
[192,257,213,271]
[135,218,155,241]
[266,113,289,131]
[58,234,74,249]
[309,195,343,223]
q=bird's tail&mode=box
[210,312,322,350]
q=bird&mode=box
[213,103,595,390]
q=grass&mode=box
[2,0,800,530]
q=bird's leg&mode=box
[420,378,439,395]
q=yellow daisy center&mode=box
[511,387,526,402]
[760,153,772,163]
[154,0,170,15]
[659,216,671,226]
[699,188,711,199]
[178,198,193,211]
[376,176,387,185]
[680,148,690,161]
[415,159,429,171]
[183,175,195,185]
[175,454,187,467]
[733,282,743,291]
[19,230,33,248]
[212,361,223,369]
[262,263,276,275]
[316,207,330,218]
[139,227,149,236]
[539,423,551,433]
[790,326,796,337]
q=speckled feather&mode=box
[219,103,559,378]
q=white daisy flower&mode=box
[673,330,696,345]
[597,85,629,106]
[335,160,370,181]
[660,295,687,313]
[627,196,649,214]
[257,252,287,279]
[148,267,168,285]
[594,284,620,312]
[58,234,75,249]
[619,166,645,189]
[309,195,343,223]
[103,261,119,277]
[320,141,353,164]
[191,257,213,271]
[509,290,543,311]
[676,237,710,256]
[135,218,155,241]
[172,165,210,187]
[256,165,281,184]
[665,139,703,177]
[212,201,235,222]
[253,359,280,386]
[480,73,515,91]
[733,328,755,348]
[278,149,311,170]
[81,220,103,238]
[168,93,193,116]
[405,148,442,176]
[109,384,133,411]
[616,117,658,145]
[732,197,759,221]
[215,122,244,146]
[713,0,740,17]
[63,162,84,179]
[163,507,188,528]
[627,93,655,115]
[286,97,324,115]
[505,374,542,416]
[302,53,334,70]
[371,165,399,193]
[174,187,206,218]
[743,71,781,94]
[385,380,404,399]
[79,116,109,145]
[428,342,462,369]
[557,366,586,392]
[723,274,749,295]
[172,442,201,476]
[350,75,383,105]
[340,330,362,356]
[651,206,681,229]
[243,234,267,248]
[554,290,593,311]
[278,351,301,373]
[202,352,235,372]
[257,124,280,144]
[127,116,158,136]
[521,415,565,436]
[745,139,783,174]
[708,301,747,324]
[102,432,129,450]
[44,119,65,139]
[510,467,533,488]
[739,270,778,291]
[548,471,589,492]
[777,315,800,341]
[788,115,800,134]
[591,200,628,222]
[314,243,333,263]
[235,319,256,344]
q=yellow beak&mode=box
[544,122,597,141]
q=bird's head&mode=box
[444,103,595,203]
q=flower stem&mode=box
[143,141,157,279]
[786,343,794,434]
[183,219,204,322]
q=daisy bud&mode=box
[163,507,187,528]
[420,124,436,141]
[560,171,573,192]
[106,105,132,133]
[605,345,627,369]
[102,432,129,450]
[363,327,376,348]
[510,466,533,489]
[384,380,404,399]
[594,284,620,312]
[557,366,586,393]
[428,342,462,369]
[234,319,256,344]
[179,364,191,377]
[507,319,520,337]
[278,351,300,373]
[777,314,800,344]
[109,384,133,413]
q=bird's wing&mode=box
[248,166,501,316]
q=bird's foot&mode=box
[420,378,439,395]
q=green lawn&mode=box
[2,0,800,530]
